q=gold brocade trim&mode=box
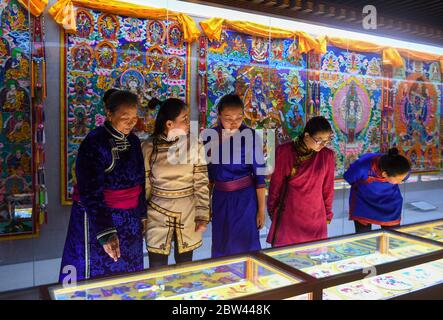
[146,216,175,255]
[195,206,211,222]
[147,240,202,255]
[153,135,180,148]
[155,142,178,149]
[147,191,204,255]
[176,240,202,254]
[151,187,194,198]
[148,201,181,218]
[194,167,208,173]
[147,245,171,255]
[147,220,202,256]
[195,218,210,223]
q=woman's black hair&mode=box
[105,90,138,114]
[379,147,411,177]
[103,88,119,107]
[148,97,187,136]
[216,93,244,114]
[303,116,333,136]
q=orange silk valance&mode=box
[200,17,325,54]
[48,0,200,42]
[18,0,48,17]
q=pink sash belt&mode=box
[214,175,253,192]
[72,184,142,209]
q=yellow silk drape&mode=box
[48,0,200,42]
[326,36,404,68]
[18,0,48,17]
[396,48,443,73]
[200,17,325,54]
[200,17,439,70]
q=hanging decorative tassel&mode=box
[198,36,208,132]
[42,60,46,99]
[31,60,35,98]
[29,14,48,229]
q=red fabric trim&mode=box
[366,156,388,183]
[214,175,253,192]
[350,216,401,226]
[103,185,142,209]
[73,184,142,209]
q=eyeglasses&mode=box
[220,115,244,124]
[309,134,333,146]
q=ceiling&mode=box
[181,0,443,47]
[325,0,442,29]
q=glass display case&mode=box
[47,255,307,300]
[262,231,442,279]
[395,220,443,243]
[323,258,443,299]
[45,228,443,301]
[260,230,443,299]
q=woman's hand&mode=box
[257,209,265,230]
[256,188,266,229]
[195,220,208,233]
[103,234,121,262]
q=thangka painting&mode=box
[390,58,441,172]
[199,28,307,144]
[0,0,35,237]
[62,7,190,203]
[318,46,383,177]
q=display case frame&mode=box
[44,253,318,301]
[392,219,443,245]
[43,227,443,300]
[258,230,443,300]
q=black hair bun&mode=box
[388,147,399,157]
[103,88,119,105]
[148,98,162,110]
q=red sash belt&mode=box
[73,184,142,209]
[214,175,253,192]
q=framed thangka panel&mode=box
[317,45,382,177]
[0,0,35,238]
[61,7,191,204]
[390,58,441,172]
[199,28,307,145]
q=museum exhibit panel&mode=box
[47,255,309,300]
[0,0,442,300]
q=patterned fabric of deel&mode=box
[59,123,146,282]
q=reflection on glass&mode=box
[397,220,443,242]
[323,259,443,300]
[264,232,441,279]
[49,257,300,300]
